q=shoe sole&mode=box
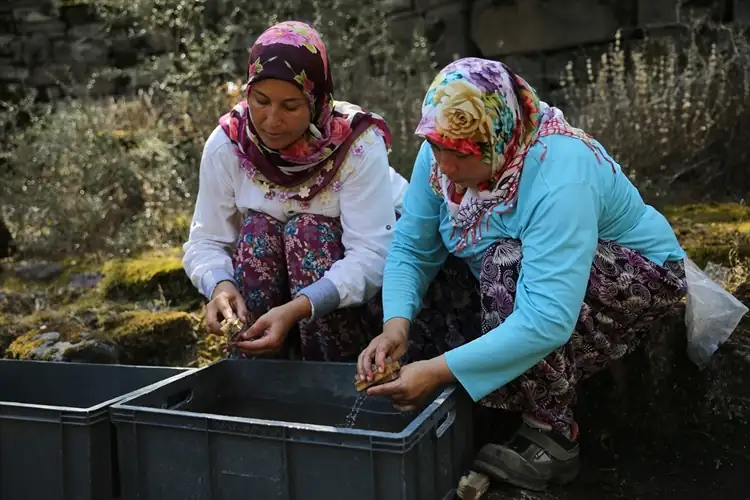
[472,457,580,492]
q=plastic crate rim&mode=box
[0,361,194,416]
[110,381,459,440]
[0,358,195,371]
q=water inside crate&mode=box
[204,395,412,433]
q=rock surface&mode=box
[5,330,120,363]
[100,251,202,304]
[0,250,203,365]
[12,261,64,282]
[4,309,199,365]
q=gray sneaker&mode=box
[472,414,580,491]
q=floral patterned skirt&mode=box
[228,209,475,363]
[229,210,377,361]
[406,238,688,431]
[229,210,687,430]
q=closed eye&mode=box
[251,92,270,106]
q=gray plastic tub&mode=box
[0,359,192,500]
[110,358,474,500]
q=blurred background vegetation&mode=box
[0,0,749,261]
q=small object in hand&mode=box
[354,358,401,392]
[220,316,246,343]
[457,470,490,500]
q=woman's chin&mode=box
[260,134,293,150]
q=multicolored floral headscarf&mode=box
[219,21,392,204]
[416,57,613,250]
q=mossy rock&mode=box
[100,251,202,304]
[15,309,92,336]
[4,329,120,362]
[0,256,100,292]
[4,309,200,365]
[664,202,750,267]
[3,309,95,361]
[111,310,198,366]
[663,202,750,224]
[5,331,48,359]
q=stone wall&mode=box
[388,0,744,92]
[0,0,155,102]
[0,0,745,102]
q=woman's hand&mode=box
[205,281,248,334]
[368,356,456,412]
[357,317,411,382]
[234,296,312,356]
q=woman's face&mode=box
[248,78,311,150]
[428,141,492,188]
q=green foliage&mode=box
[3,4,750,258]
[0,94,195,256]
[1,0,436,257]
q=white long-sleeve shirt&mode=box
[182,124,409,319]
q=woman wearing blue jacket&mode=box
[356,57,687,491]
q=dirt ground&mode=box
[477,362,750,500]
[486,425,749,499]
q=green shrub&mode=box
[3,5,750,258]
[0,93,196,257]
[1,0,436,257]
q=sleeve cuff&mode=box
[444,347,487,402]
[200,268,236,300]
[383,299,418,325]
[297,277,341,320]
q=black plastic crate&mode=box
[111,358,474,500]
[0,359,191,500]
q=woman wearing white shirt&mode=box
[182,21,414,361]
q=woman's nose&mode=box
[265,106,284,127]
[437,153,457,175]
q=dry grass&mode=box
[559,20,750,202]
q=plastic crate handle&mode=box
[162,388,194,411]
[435,408,456,439]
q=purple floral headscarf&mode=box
[219,21,392,203]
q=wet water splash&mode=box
[340,392,369,429]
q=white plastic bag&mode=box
[684,256,749,369]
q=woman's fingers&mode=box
[232,292,249,322]
[205,297,229,334]
[218,295,235,322]
[357,341,378,380]
[242,315,269,340]
[366,377,402,398]
[373,341,393,374]
[237,331,278,352]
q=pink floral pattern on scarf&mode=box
[218,21,391,202]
